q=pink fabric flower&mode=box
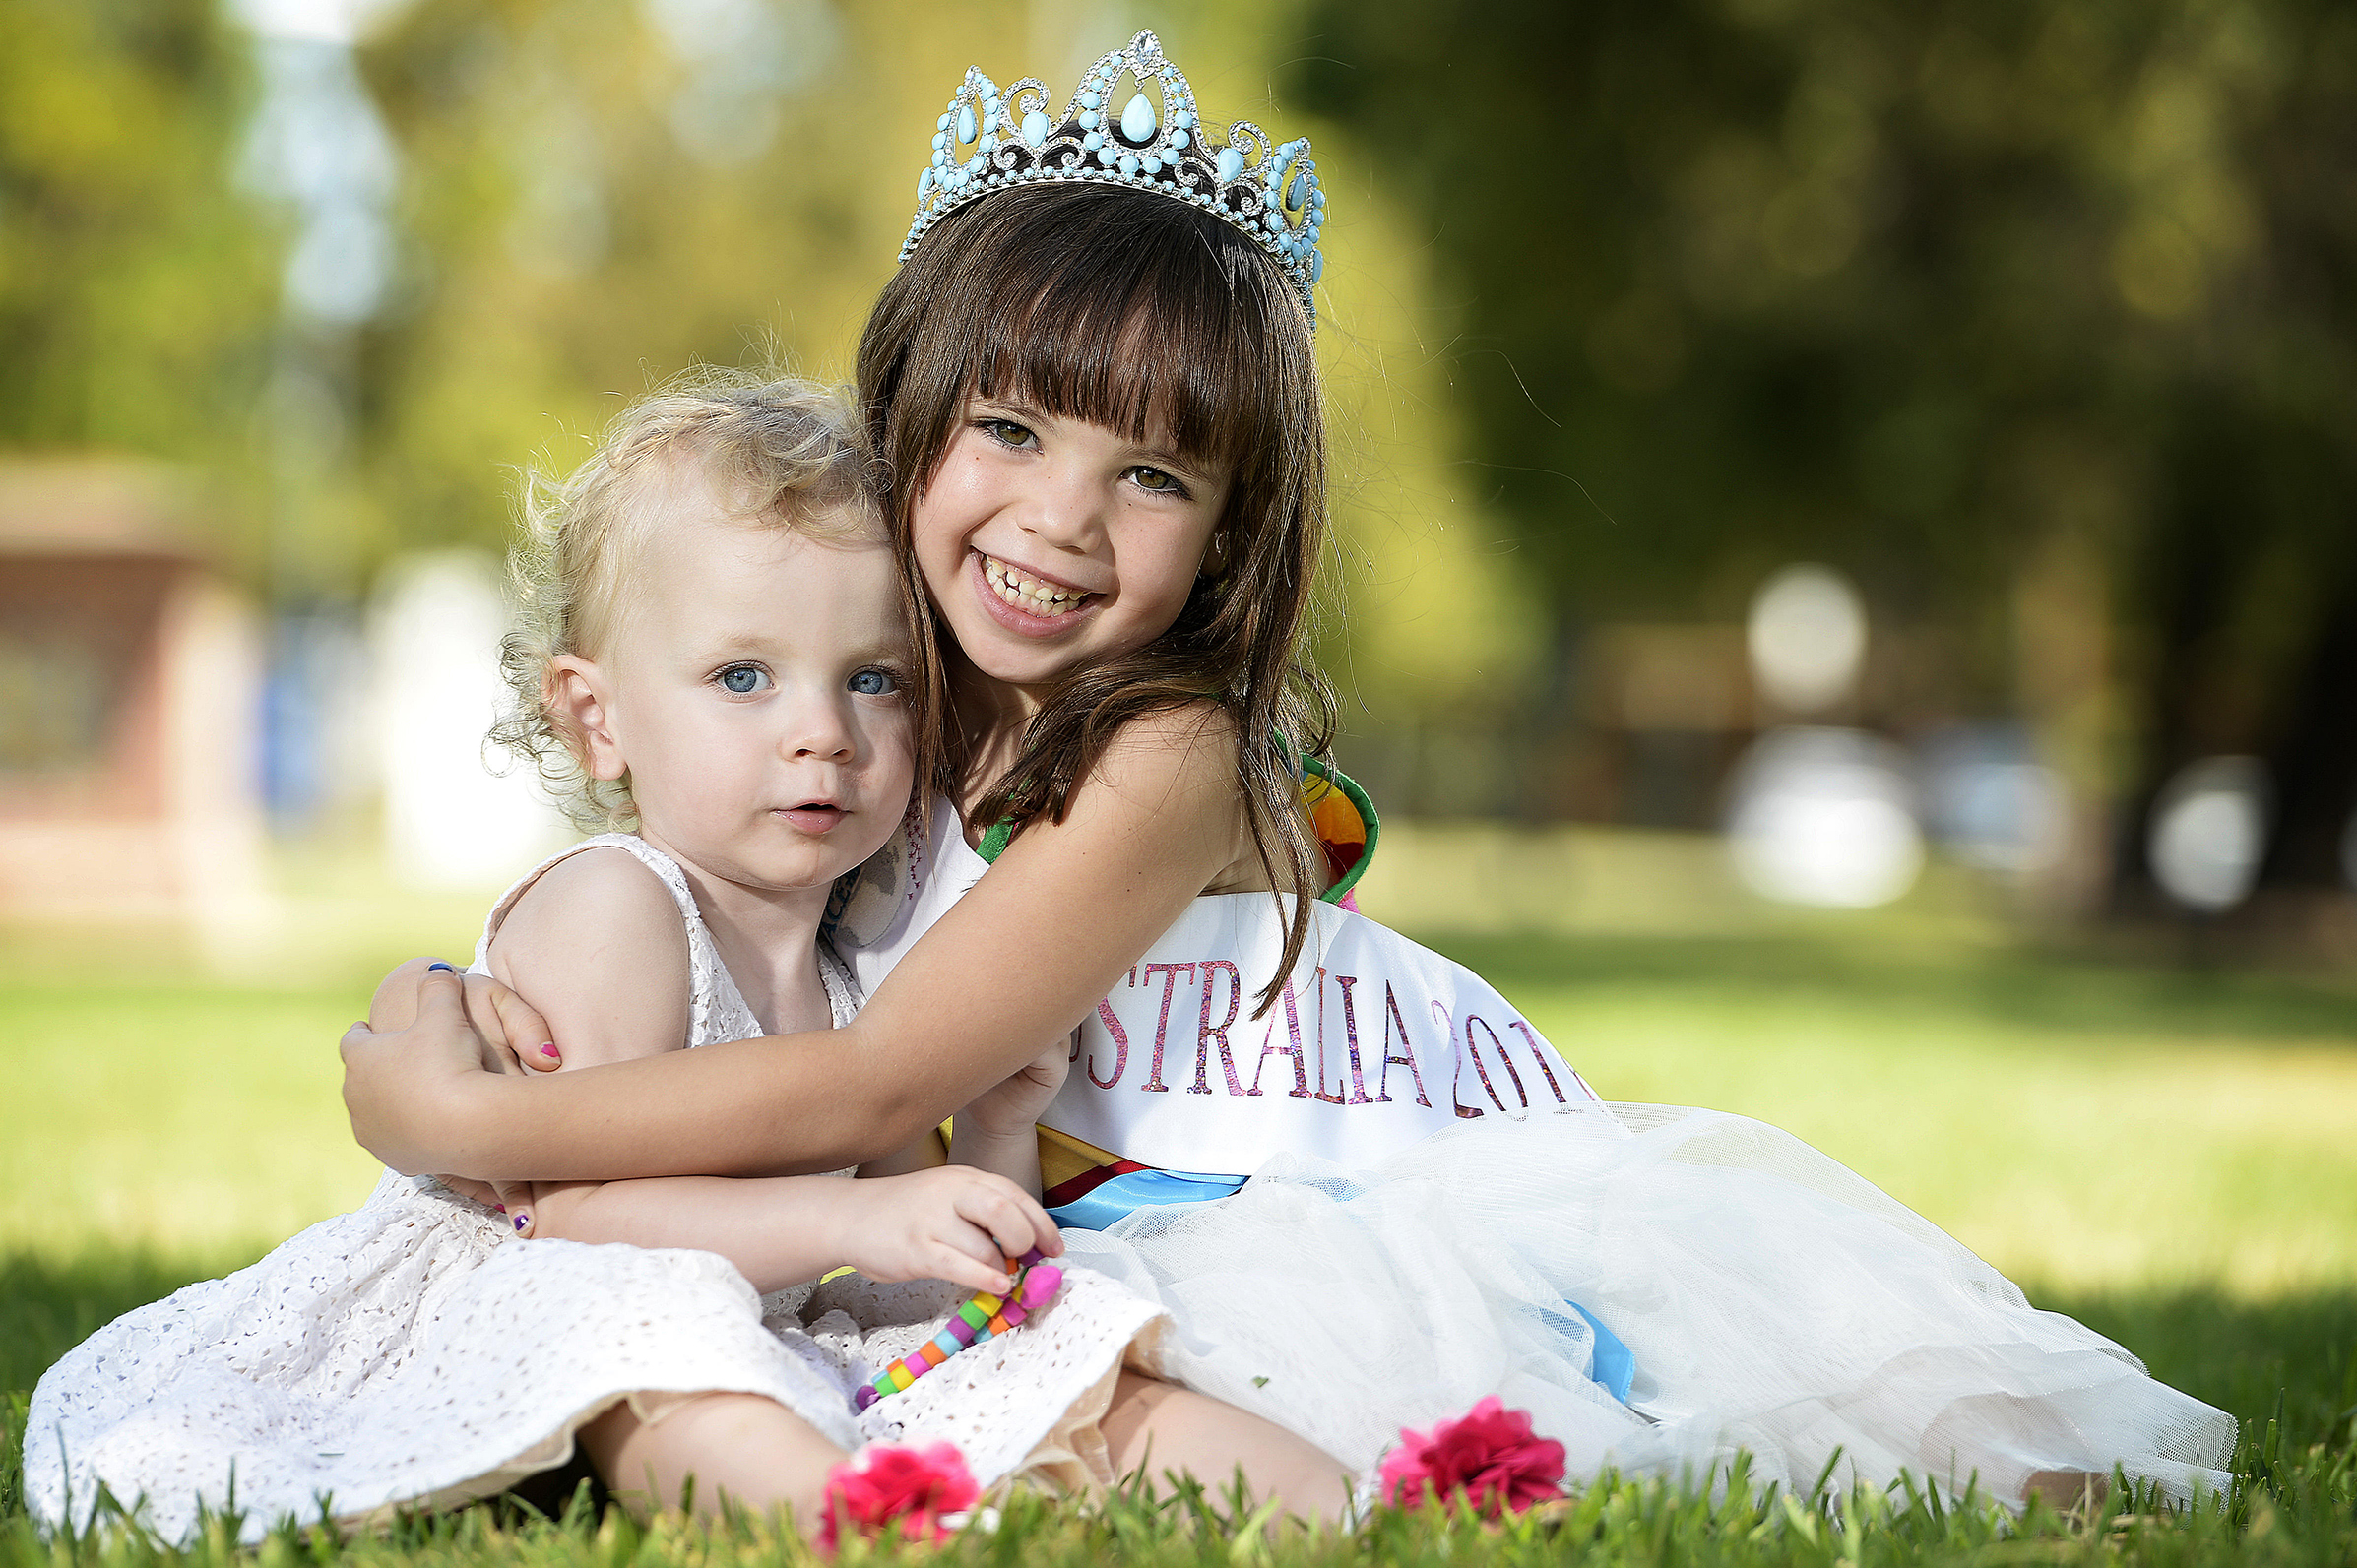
[1378,1397,1567,1517]
[818,1442,980,1551]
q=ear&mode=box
[547,655,627,782]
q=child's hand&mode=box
[352,961,562,1221]
[961,1036,1072,1141]
[362,959,565,1075]
[833,1166,1062,1295]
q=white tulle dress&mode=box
[844,798,2238,1507]
[26,835,1165,1543]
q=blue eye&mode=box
[849,668,899,696]
[718,665,769,694]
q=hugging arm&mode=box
[427,848,1054,1293]
[343,707,1249,1183]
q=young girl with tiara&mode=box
[26,374,1351,1542]
[341,31,2237,1513]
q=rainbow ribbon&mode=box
[852,1247,1064,1411]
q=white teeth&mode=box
[983,555,1088,617]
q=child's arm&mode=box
[525,1164,1054,1296]
[856,1034,1071,1194]
[344,705,1251,1179]
[484,850,1055,1290]
[943,1037,1073,1197]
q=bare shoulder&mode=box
[1052,701,1248,879]
[494,845,683,946]
[488,845,693,1064]
[1084,700,1242,808]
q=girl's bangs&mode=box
[965,196,1283,473]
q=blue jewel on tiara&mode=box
[897,29,1327,325]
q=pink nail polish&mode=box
[540,1043,559,1058]
[494,1204,507,1214]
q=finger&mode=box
[412,962,470,1029]
[957,1181,1059,1263]
[492,989,560,1071]
[458,973,515,1071]
[988,1180,1061,1258]
[931,1219,1012,1281]
[438,1175,501,1206]
[491,1178,535,1224]
[929,1238,1014,1296]
[368,957,442,1033]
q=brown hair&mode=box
[490,370,904,832]
[856,182,1337,1011]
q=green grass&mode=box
[1429,930,2357,1295]
[5,906,2356,1562]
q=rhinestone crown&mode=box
[901,30,1326,325]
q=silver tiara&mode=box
[900,30,1326,325]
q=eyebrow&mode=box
[685,630,911,663]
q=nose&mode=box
[1020,463,1111,555]
[784,688,856,763]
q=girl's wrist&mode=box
[821,1177,869,1269]
[436,1071,530,1180]
[948,1124,1035,1160]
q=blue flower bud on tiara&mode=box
[898,30,1326,327]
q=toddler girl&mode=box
[28,373,1344,1540]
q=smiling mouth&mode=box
[982,553,1095,618]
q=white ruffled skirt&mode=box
[1064,1106,2236,1506]
[26,1172,1162,1542]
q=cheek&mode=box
[869,711,918,786]
[910,509,964,597]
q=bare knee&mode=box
[1102,1372,1352,1527]
[581,1392,845,1522]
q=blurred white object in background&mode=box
[372,551,569,890]
[2148,756,2269,913]
[1747,564,1867,714]
[1727,727,1924,908]
[1919,723,2070,873]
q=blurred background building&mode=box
[0,463,266,935]
[1,0,2351,955]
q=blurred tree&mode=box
[0,0,276,501]
[344,0,1543,815]
[1292,0,2357,909]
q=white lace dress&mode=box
[25,835,1166,1543]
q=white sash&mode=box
[1048,894,1614,1174]
[843,799,1617,1176]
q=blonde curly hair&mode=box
[490,370,880,833]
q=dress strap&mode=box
[468,833,766,1048]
